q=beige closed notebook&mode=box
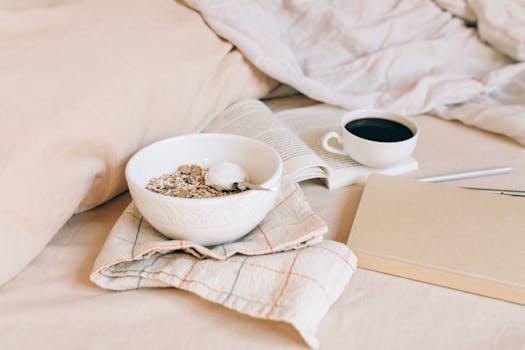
[347,174,525,305]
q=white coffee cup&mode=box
[322,109,419,168]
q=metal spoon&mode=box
[205,162,278,192]
[230,181,279,192]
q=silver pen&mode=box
[460,187,525,197]
[417,167,514,183]
[417,167,525,197]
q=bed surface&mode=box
[2,100,524,349]
[2,1,524,348]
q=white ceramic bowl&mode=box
[125,133,283,246]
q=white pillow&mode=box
[0,0,274,285]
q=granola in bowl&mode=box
[146,164,245,199]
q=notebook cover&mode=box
[347,174,525,305]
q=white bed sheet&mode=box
[186,0,525,147]
[1,105,525,349]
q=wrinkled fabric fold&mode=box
[91,177,357,349]
[185,0,525,145]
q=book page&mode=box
[278,104,418,189]
[204,100,327,182]
[277,104,361,170]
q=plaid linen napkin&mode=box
[90,177,357,348]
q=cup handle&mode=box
[322,131,346,155]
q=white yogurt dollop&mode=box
[205,162,249,191]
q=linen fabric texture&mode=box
[91,177,357,349]
[185,0,525,145]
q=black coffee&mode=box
[344,118,413,142]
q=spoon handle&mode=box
[237,182,278,192]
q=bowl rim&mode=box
[125,133,283,204]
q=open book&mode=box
[205,100,418,189]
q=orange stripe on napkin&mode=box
[265,250,301,318]
[179,260,198,288]
[256,225,273,252]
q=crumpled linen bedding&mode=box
[185,0,525,145]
